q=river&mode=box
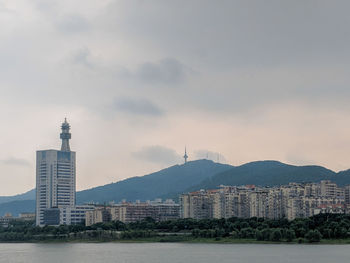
[0,243,349,263]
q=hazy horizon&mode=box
[2,1,350,195]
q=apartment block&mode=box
[180,181,347,221]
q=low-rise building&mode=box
[19,212,36,221]
[0,216,11,228]
[314,204,346,215]
[42,205,94,226]
[86,199,180,226]
[60,205,95,225]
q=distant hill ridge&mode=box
[0,189,35,205]
[2,159,350,216]
[190,160,350,191]
[76,159,232,204]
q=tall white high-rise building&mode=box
[36,119,76,226]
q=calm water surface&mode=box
[0,243,349,263]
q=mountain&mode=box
[2,160,350,217]
[191,160,350,190]
[0,189,36,204]
[0,200,35,217]
[333,169,350,185]
[0,159,232,216]
[76,159,233,204]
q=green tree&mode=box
[256,230,263,241]
[305,230,322,243]
[285,229,296,242]
[261,228,272,241]
[270,229,282,242]
[239,227,255,239]
[191,228,200,238]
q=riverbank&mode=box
[2,214,350,244]
[2,235,350,244]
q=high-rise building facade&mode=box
[36,119,76,226]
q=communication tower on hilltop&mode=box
[184,147,188,164]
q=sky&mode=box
[1,0,350,195]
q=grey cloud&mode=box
[35,1,57,13]
[35,2,90,34]
[136,58,187,85]
[3,0,350,195]
[114,58,189,87]
[113,97,164,116]
[1,0,349,116]
[132,146,182,165]
[193,150,227,163]
[93,0,350,114]
[0,3,14,13]
[56,14,90,33]
[69,47,94,68]
[0,158,31,167]
[103,1,350,68]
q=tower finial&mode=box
[183,147,188,164]
[60,118,71,151]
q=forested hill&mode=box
[191,160,350,190]
[76,159,232,204]
[0,189,35,205]
[0,159,232,216]
[3,159,350,216]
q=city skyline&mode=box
[2,1,350,195]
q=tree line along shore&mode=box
[1,214,350,243]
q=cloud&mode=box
[35,2,90,34]
[0,158,31,167]
[193,150,227,163]
[104,1,350,68]
[95,1,350,114]
[135,58,188,85]
[0,3,14,13]
[132,146,182,165]
[56,14,90,33]
[3,0,350,195]
[68,47,94,68]
[113,97,164,117]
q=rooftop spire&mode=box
[183,147,188,164]
[60,118,71,151]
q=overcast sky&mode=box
[1,0,350,195]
